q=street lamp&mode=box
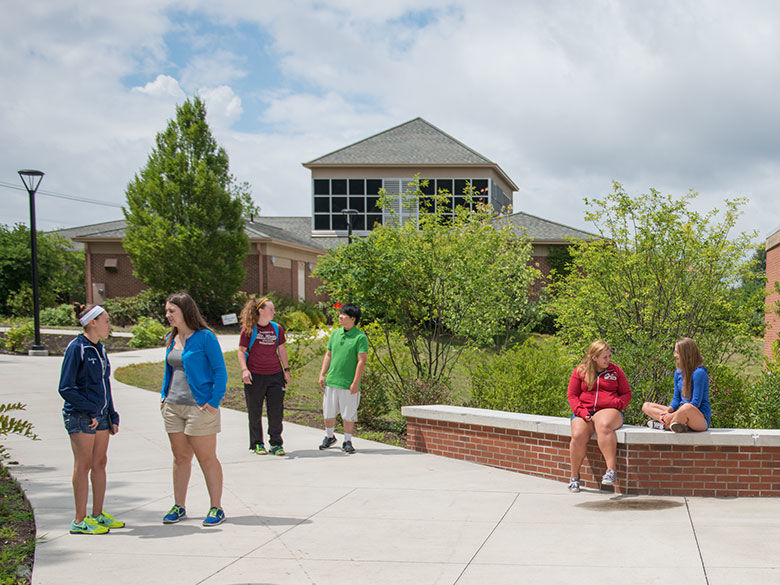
[18,169,47,356]
[341,208,358,244]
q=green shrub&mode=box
[358,369,392,423]
[392,378,452,409]
[129,317,167,348]
[40,304,78,327]
[3,322,34,352]
[103,289,167,327]
[749,371,780,429]
[469,336,573,416]
[279,310,312,332]
[708,364,751,428]
[0,402,38,460]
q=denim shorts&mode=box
[570,409,624,421]
[63,411,110,435]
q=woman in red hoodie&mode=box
[567,340,631,493]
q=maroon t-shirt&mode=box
[239,323,286,374]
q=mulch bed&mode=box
[0,332,135,356]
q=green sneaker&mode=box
[268,445,285,456]
[86,511,125,529]
[70,519,109,535]
[254,444,268,455]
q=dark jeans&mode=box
[244,371,285,448]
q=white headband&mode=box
[79,305,105,327]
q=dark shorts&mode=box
[63,411,110,435]
[570,409,624,421]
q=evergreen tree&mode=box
[123,96,249,318]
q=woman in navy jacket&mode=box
[59,303,124,534]
[160,292,228,527]
[567,340,632,493]
[642,337,711,432]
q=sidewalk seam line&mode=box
[684,496,710,585]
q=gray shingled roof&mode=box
[304,118,496,166]
[64,218,330,252]
[494,212,598,243]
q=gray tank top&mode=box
[166,348,197,405]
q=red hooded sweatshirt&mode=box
[567,363,631,419]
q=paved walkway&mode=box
[2,340,778,585]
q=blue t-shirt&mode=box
[670,366,711,427]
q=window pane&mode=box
[331,196,347,212]
[349,179,365,195]
[314,214,330,230]
[367,214,382,228]
[352,215,366,231]
[349,197,365,212]
[366,179,382,195]
[314,197,329,212]
[331,179,347,195]
[419,179,435,195]
[367,196,381,212]
[332,214,347,230]
[454,196,468,210]
[314,179,330,195]
[473,179,488,193]
[436,179,453,195]
[419,196,435,212]
[454,179,468,196]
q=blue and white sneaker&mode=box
[162,504,186,524]
[202,507,225,527]
[601,469,617,486]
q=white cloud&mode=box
[132,74,186,98]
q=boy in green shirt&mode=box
[318,304,368,454]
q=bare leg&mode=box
[324,418,337,430]
[69,433,96,523]
[168,432,194,507]
[343,420,355,434]
[188,434,222,509]
[642,401,671,427]
[569,417,594,478]
[591,409,624,470]
[90,430,111,516]
[670,403,708,431]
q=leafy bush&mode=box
[708,364,751,428]
[749,372,780,429]
[40,304,78,327]
[129,317,167,348]
[358,370,392,423]
[3,322,34,352]
[103,289,167,327]
[393,378,453,409]
[469,336,573,416]
[0,402,38,459]
[279,310,312,332]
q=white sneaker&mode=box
[601,469,616,486]
[568,477,580,493]
[647,420,665,430]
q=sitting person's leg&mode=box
[669,403,708,432]
[591,408,624,482]
[569,416,594,480]
[642,401,670,423]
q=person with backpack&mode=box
[237,296,291,456]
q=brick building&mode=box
[57,117,594,305]
[764,227,780,358]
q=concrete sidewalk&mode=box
[2,344,778,585]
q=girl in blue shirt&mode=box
[642,337,711,432]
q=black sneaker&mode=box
[342,440,356,454]
[319,436,337,450]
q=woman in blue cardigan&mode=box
[160,292,227,527]
[643,337,711,432]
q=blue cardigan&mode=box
[59,334,119,425]
[670,366,711,427]
[161,329,227,409]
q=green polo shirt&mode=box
[326,326,369,391]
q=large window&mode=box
[312,177,498,233]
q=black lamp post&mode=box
[341,208,358,244]
[18,169,47,356]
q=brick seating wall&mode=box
[402,405,780,497]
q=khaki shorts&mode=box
[161,402,221,436]
[322,386,360,422]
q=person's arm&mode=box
[669,371,682,411]
[689,368,709,409]
[58,342,98,418]
[349,353,368,394]
[203,331,228,410]
[278,343,292,385]
[616,366,632,410]
[237,344,252,384]
[566,369,589,420]
[319,350,332,390]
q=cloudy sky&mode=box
[2,0,779,243]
